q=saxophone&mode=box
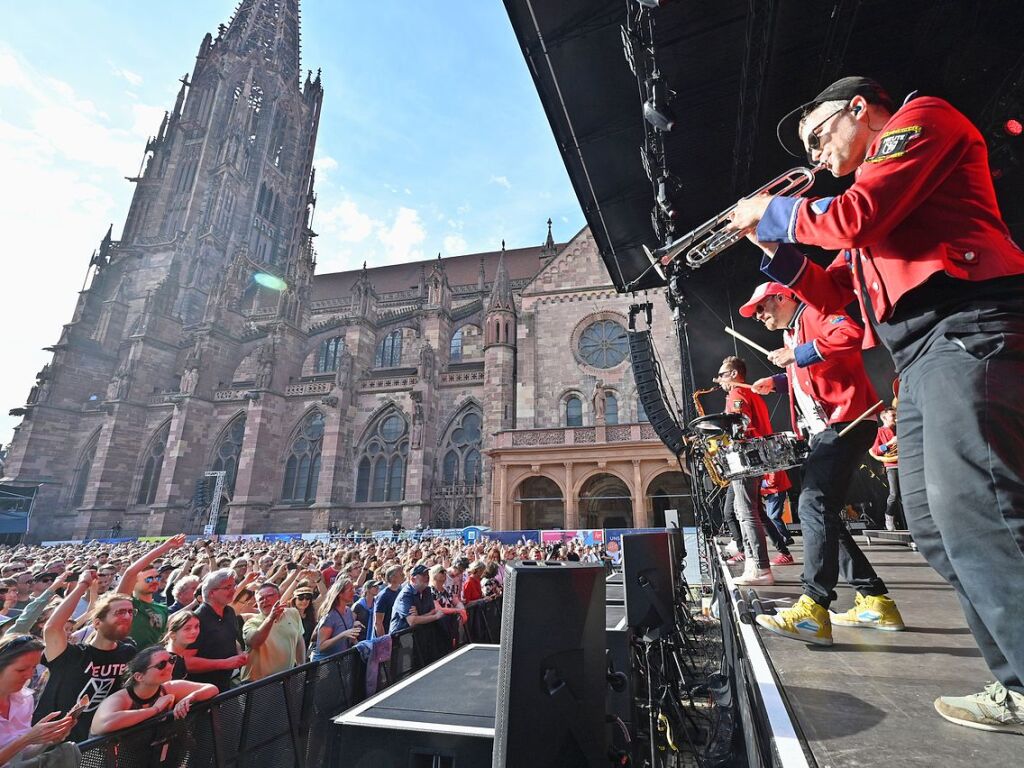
[692,387,729,488]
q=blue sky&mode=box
[0,1,585,445]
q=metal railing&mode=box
[76,598,503,768]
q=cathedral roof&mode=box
[312,243,563,301]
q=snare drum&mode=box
[713,432,808,481]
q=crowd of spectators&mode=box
[0,530,604,764]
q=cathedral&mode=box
[3,0,689,542]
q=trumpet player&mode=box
[869,408,902,531]
[740,282,903,646]
[726,76,1024,734]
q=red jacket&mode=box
[760,470,792,496]
[772,304,879,431]
[758,96,1024,349]
[725,386,772,438]
[871,425,898,468]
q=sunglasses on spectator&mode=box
[147,654,180,672]
[295,595,313,601]
[0,588,8,595]
[111,607,136,618]
[143,576,161,583]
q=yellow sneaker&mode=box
[756,594,832,646]
[829,593,905,631]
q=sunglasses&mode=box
[146,653,180,672]
[295,595,313,601]
[143,576,160,584]
[0,588,8,596]
[111,607,136,618]
[805,103,849,161]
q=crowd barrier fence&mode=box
[74,597,503,768]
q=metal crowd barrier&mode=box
[75,598,503,768]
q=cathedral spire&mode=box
[223,0,302,80]
[488,242,515,313]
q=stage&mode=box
[723,540,1021,767]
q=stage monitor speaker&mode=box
[493,561,606,768]
[622,532,675,640]
[627,329,686,455]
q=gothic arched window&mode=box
[136,423,171,505]
[565,396,583,427]
[316,336,342,373]
[282,411,325,503]
[439,410,483,486]
[355,412,409,502]
[212,415,246,497]
[605,393,619,425]
[70,436,99,509]
[375,330,403,368]
[450,327,463,362]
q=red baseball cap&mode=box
[738,282,798,318]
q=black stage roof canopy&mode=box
[503,0,1024,417]
[503,0,1024,294]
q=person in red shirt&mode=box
[740,283,901,647]
[760,470,795,550]
[460,561,485,603]
[716,356,775,586]
[727,76,1024,732]
[869,408,902,531]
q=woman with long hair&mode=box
[290,587,319,649]
[164,610,200,680]
[310,577,360,662]
[89,645,218,735]
[0,634,74,765]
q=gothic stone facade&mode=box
[3,1,688,541]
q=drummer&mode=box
[742,282,904,645]
[715,356,776,586]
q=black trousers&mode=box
[899,330,1024,693]
[884,466,904,527]
[798,421,888,607]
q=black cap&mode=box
[776,76,895,157]
[410,564,429,577]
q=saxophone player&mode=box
[869,408,902,531]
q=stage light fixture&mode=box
[643,77,675,132]
[1004,118,1023,137]
[657,176,679,219]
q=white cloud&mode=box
[130,104,167,140]
[0,45,145,444]
[489,175,511,189]
[314,155,338,185]
[442,234,468,255]
[377,207,426,263]
[318,199,378,243]
[112,66,143,87]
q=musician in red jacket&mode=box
[716,356,776,586]
[739,282,901,647]
[727,77,1024,732]
[869,408,902,531]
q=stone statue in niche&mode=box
[592,380,606,424]
[411,399,425,449]
[27,364,52,405]
[419,340,436,381]
[334,339,353,387]
[107,356,136,401]
[179,367,199,395]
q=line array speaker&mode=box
[627,329,686,455]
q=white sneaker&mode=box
[735,568,774,587]
[723,540,740,556]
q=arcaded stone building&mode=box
[3,0,689,541]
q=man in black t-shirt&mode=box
[186,569,247,691]
[38,574,137,742]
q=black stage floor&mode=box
[729,541,1022,766]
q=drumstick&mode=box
[837,400,885,437]
[725,326,772,356]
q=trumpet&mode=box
[647,165,824,269]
